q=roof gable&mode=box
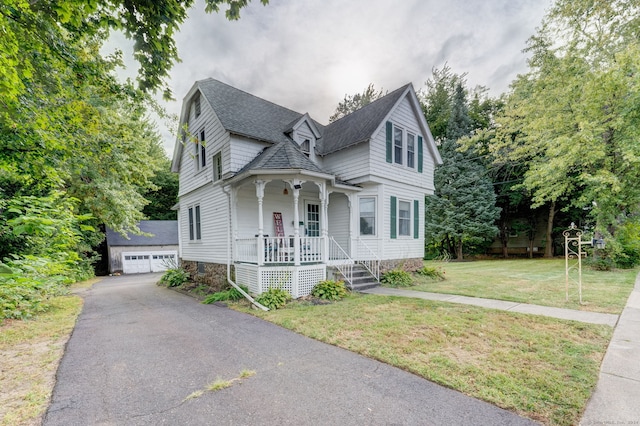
[316,84,410,156]
[235,138,325,175]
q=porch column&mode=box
[321,185,330,263]
[292,180,301,266]
[347,193,355,259]
[255,180,266,266]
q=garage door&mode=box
[122,251,178,274]
[122,254,151,274]
[151,252,177,272]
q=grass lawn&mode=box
[411,259,638,314]
[0,278,99,426]
[238,293,612,425]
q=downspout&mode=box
[224,185,269,311]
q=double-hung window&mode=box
[188,205,202,241]
[213,152,222,181]
[407,133,415,169]
[195,129,206,171]
[398,201,411,236]
[359,197,376,236]
[394,126,403,165]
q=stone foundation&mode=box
[180,260,235,293]
[379,258,424,275]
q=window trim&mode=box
[213,151,222,181]
[398,200,411,237]
[359,196,376,236]
[188,204,202,241]
[393,125,403,165]
[407,133,415,169]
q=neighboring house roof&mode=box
[316,84,411,156]
[106,220,178,247]
[197,78,304,145]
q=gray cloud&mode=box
[110,0,552,155]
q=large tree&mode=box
[488,0,640,259]
[424,83,500,260]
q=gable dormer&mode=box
[285,113,322,163]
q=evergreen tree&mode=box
[425,83,500,260]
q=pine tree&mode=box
[425,83,500,260]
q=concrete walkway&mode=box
[362,287,619,326]
[363,278,640,425]
[580,273,640,425]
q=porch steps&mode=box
[349,264,380,292]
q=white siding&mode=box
[327,192,350,251]
[380,180,426,260]
[322,142,370,182]
[179,183,229,264]
[230,135,270,174]
[292,121,318,163]
[178,93,228,197]
[369,95,436,192]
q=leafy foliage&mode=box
[487,0,640,259]
[255,287,291,310]
[202,285,249,304]
[311,280,348,301]
[329,84,386,122]
[0,256,88,322]
[160,268,190,287]
[424,80,500,260]
[380,270,413,288]
[416,266,446,280]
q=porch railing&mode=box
[328,237,353,288]
[355,238,380,281]
[235,236,324,265]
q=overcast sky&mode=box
[110,0,552,156]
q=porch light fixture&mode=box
[283,184,289,195]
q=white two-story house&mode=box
[171,79,441,297]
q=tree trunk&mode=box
[456,241,464,261]
[544,201,556,258]
[500,224,509,259]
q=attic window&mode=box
[300,139,310,157]
[194,94,201,118]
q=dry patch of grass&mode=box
[411,259,637,313]
[0,277,99,426]
[0,295,83,426]
[238,294,612,425]
[184,369,256,401]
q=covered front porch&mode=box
[226,173,378,296]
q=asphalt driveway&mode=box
[44,274,536,425]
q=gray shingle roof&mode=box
[197,79,304,144]
[106,220,178,246]
[316,84,410,155]
[236,139,325,175]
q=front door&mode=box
[305,202,320,236]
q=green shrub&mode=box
[380,269,413,287]
[615,220,640,268]
[416,265,446,280]
[255,287,291,310]
[0,259,70,321]
[160,268,189,287]
[311,280,348,300]
[202,285,249,304]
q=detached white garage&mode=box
[106,221,179,275]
